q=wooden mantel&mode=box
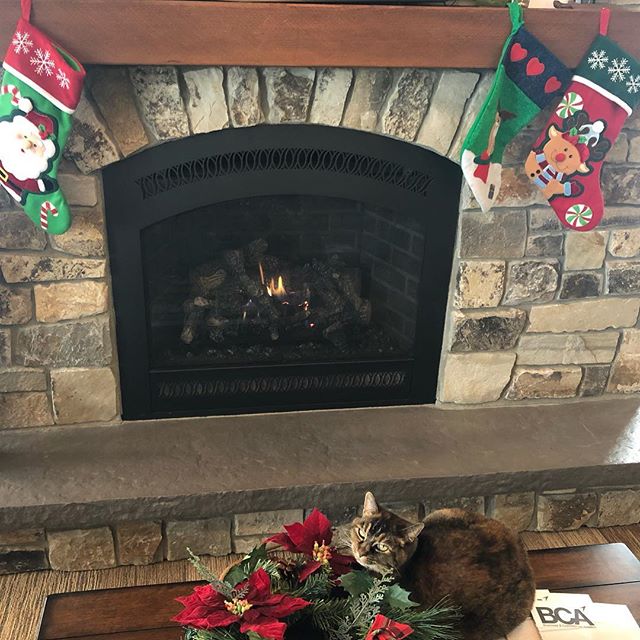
[1,1,640,68]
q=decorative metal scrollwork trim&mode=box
[135,148,433,200]
[155,369,407,400]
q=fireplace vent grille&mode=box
[155,369,408,400]
[135,147,434,200]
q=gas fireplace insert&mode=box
[104,125,461,419]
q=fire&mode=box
[267,275,287,299]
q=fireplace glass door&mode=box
[104,125,461,418]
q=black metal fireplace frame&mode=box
[103,124,461,419]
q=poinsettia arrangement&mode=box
[174,509,461,640]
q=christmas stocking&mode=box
[461,2,571,212]
[525,8,640,231]
[0,0,85,234]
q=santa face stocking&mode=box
[461,2,571,212]
[0,0,85,234]
[526,9,640,231]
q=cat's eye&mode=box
[376,542,391,553]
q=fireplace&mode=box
[104,124,461,418]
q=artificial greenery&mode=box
[176,513,462,640]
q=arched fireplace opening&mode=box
[104,124,461,419]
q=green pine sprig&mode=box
[186,548,236,600]
[386,599,463,640]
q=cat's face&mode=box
[349,492,423,575]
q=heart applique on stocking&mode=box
[461,2,571,212]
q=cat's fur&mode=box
[350,492,535,640]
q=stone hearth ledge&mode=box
[0,397,639,532]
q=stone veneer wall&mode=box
[1,65,640,428]
[1,487,639,574]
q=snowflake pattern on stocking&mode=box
[29,48,54,76]
[588,50,609,70]
[12,31,33,55]
[626,75,640,95]
[56,68,70,90]
[608,58,631,83]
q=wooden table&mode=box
[37,543,640,640]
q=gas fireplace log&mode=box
[180,300,206,344]
[189,262,226,298]
[223,248,281,340]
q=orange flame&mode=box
[267,275,287,299]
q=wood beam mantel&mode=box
[1,1,640,68]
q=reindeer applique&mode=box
[525,111,611,200]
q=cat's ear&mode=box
[363,491,379,517]
[403,523,424,543]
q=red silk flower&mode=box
[365,614,414,640]
[172,568,310,640]
[266,508,353,580]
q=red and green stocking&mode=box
[526,8,640,231]
[461,2,570,212]
[0,0,85,234]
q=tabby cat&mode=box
[350,492,535,640]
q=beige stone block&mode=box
[0,368,47,393]
[516,333,619,365]
[0,255,105,283]
[0,529,45,547]
[129,67,189,141]
[342,69,393,132]
[424,496,484,516]
[35,281,108,323]
[309,68,353,127]
[380,69,436,141]
[537,493,597,531]
[51,367,117,424]
[609,228,640,258]
[596,489,640,526]
[608,328,640,393]
[166,518,231,561]
[115,521,163,565]
[528,299,640,333]
[0,328,9,367]
[0,285,32,324]
[0,392,52,428]
[65,93,121,174]
[233,534,267,554]
[0,212,46,250]
[506,366,582,400]
[57,173,99,207]
[263,67,315,124]
[489,493,535,532]
[90,67,150,156]
[565,231,607,270]
[182,67,229,134]
[439,352,515,404]
[15,318,111,368]
[234,509,303,536]
[417,71,479,156]
[50,207,106,258]
[629,134,640,162]
[225,67,262,127]
[607,132,629,163]
[48,528,116,570]
[454,260,505,308]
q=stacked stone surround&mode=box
[2,65,640,426]
[1,66,640,571]
[1,486,638,574]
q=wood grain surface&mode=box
[1,1,640,68]
[36,544,640,639]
